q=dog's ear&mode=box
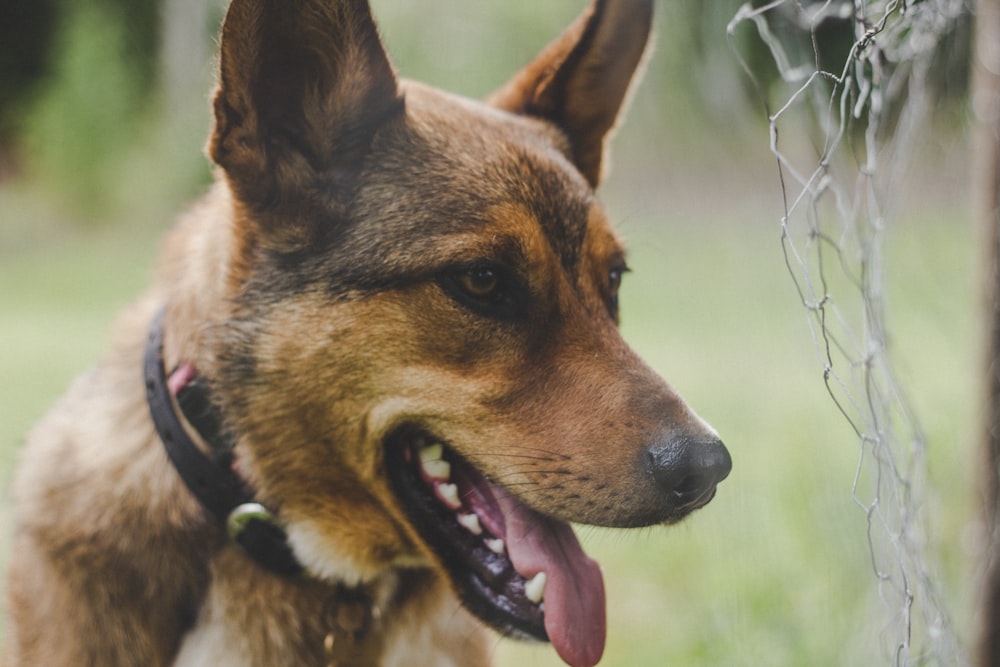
[209,0,401,215]
[488,0,652,188]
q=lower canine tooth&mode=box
[525,572,547,604]
[457,513,482,535]
[485,538,505,554]
[436,483,461,510]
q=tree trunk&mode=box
[976,0,1000,663]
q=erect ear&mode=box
[209,0,402,213]
[487,0,652,188]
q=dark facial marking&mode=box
[506,149,591,277]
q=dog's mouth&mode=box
[385,429,606,667]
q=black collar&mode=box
[143,307,303,577]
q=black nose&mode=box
[646,435,732,508]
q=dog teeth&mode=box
[457,513,482,535]
[485,538,505,554]
[525,572,547,604]
[418,443,451,481]
[418,441,442,460]
[436,483,461,510]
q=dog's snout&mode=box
[646,435,732,508]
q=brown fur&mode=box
[3,2,729,666]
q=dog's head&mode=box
[202,2,730,665]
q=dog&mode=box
[2,1,731,666]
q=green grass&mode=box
[0,179,978,665]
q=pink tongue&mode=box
[494,487,606,667]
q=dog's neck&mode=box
[146,307,397,663]
[144,306,305,576]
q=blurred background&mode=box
[0,0,979,664]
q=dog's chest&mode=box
[170,595,382,667]
[172,618,254,667]
[169,556,487,667]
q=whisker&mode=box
[486,468,575,483]
[483,446,571,462]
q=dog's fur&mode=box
[3,2,730,666]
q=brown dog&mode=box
[3,1,731,666]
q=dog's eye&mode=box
[457,267,500,300]
[608,267,624,295]
[607,264,628,320]
[443,263,520,319]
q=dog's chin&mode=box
[384,427,607,667]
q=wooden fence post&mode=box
[976,0,1000,663]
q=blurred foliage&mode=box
[0,0,217,223]
[0,0,974,227]
[22,3,150,214]
[0,1,58,151]
[721,0,972,129]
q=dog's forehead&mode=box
[398,80,573,156]
[357,82,600,272]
